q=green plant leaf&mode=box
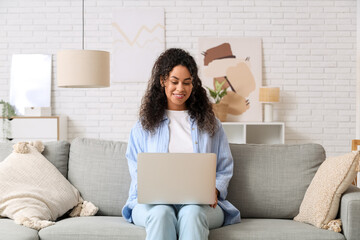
[0,100,15,142]
[207,80,229,104]
[219,90,227,99]
[208,89,217,99]
[215,80,226,92]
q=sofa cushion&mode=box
[227,143,325,218]
[38,216,145,240]
[68,138,130,216]
[0,141,70,178]
[0,218,39,240]
[42,141,70,178]
[209,219,344,240]
[294,151,359,229]
[0,142,82,230]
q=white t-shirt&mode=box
[166,110,193,153]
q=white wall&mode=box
[0,0,356,157]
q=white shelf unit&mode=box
[222,122,285,144]
[0,116,67,142]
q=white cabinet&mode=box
[0,116,67,142]
[222,122,285,144]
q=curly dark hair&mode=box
[139,48,217,136]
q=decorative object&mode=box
[10,54,51,115]
[0,141,98,230]
[294,151,360,230]
[0,100,16,142]
[207,80,228,122]
[207,80,228,104]
[259,87,280,122]
[0,100,16,119]
[112,8,165,82]
[199,38,262,122]
[57,0,110,88]
[24,107,51,117]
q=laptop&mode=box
[137,153,216,204]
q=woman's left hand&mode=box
[210,188,219,208]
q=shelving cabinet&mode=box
[222,122,285,144]
[0,116,67,142]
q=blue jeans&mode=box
[132,204,224,240]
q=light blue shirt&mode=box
[122,115,241,226]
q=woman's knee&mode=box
[178,205,207,225]
[146,205,176,225]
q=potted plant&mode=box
[206,80,228,122]
[0,100,16,141]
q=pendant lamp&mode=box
[57,0,110,88]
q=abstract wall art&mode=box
[112,8,165,83]
[199,38,262,122]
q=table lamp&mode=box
[259,87,280,122]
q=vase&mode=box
[212,103,228,122]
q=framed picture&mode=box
[199,38,262,122]
[9,54,52,115]
[112,8,165,82]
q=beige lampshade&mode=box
[259,87,280,103]
[57,50,110,88]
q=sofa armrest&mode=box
[340,185,360,240]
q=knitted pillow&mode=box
[0,141,98,230]
[294,151,359,230]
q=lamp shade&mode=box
[57,50,110,88]
[259,87,280,103]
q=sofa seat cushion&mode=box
[209,219,345,240]
[0,218,39,240]
[38,216,145,240]
[228,143,325,218]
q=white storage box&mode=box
[24,107,52,116]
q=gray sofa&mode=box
[0,137,359,240]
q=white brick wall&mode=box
[0,0,356,157]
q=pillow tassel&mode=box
[28,141,45,153]
[69,202,83,217]
[12,141,45,154]
[13,142,29,154]
[322,219,342,233]
[15,217,55,231]
[69,198,98,217]
[80,201,99,216]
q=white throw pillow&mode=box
[0,141,98,230]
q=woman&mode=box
[122,48,240,240]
